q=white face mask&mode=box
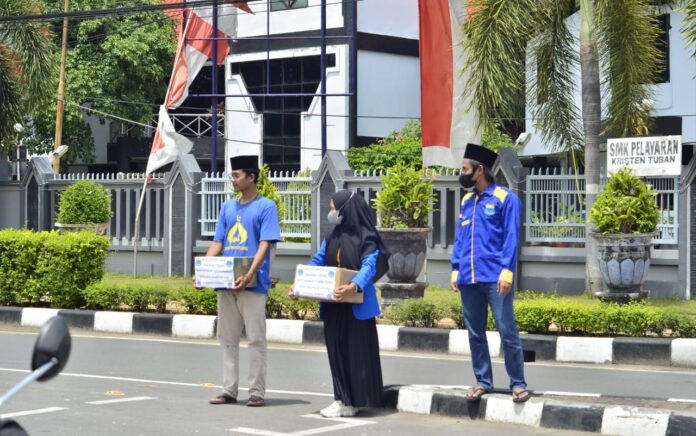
[327,209,343,225]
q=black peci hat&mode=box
[230,155,259,170]
[463,143,498,169]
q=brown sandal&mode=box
[512,387,531,403]
[466,385,488,401]
[209,394,237,404]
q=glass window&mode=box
[270,0,308,12]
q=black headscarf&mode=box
[325,190,390,281]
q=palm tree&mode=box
[463,0,690,293]
[0,0,56,155]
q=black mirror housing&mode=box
[31,316,71,381]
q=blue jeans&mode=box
[459,282,526,391]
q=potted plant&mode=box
[55,180,113,234]
[373,163,435,284]
[588,167,660,302]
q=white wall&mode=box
[226,45,349,171]
[301,45,349,170]
[522,10,696,156]
[237,0,344,36]
[224,74,263,174]
[357,0,419,39]
[357,50,420,138]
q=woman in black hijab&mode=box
[291,190,390,417]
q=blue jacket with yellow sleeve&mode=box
[451,183,521,285]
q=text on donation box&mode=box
[194,256,257,289]
[607,135,681,177]
[293,265,363,303]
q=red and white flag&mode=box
[420,0,480,168]
[146,0,251,174]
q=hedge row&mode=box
[59,283,696,338]
[387,295,696,337]
[82,284,321,320]
[0,230,109,308]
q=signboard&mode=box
[607,135,681,177]
[292,265,363,303]
[194,256,256,290]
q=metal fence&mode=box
[525,168,679,244]
[199,171,312,239]
[50,172,168,247]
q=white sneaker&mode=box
[320,401,344,417]
[338,405,358,417]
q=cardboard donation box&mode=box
[194,256,257,289]
[292,265,363,303]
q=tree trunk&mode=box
[579,0,603,294]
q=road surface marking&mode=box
[0,407,67,419]
[87,396,157,405]
[228,413,376,435]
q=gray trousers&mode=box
[217,290,267,399]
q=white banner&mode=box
[607,135,681,177]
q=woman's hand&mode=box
[333,282,357,302]
[288,284,299,301]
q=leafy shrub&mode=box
[347,120,422,171]
[589,167,660,234]
[56,180,113,224]
[0,230,109,307]
[267,287,319,320]
[83,283,122,310]
[384,299,444,328]
[177,287,218,315]
[373,163,435,228]
[122,285,156,312]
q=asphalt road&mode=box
[1,327,694,435]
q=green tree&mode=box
[0,0,56,156]
[463,0,686,293]
[347,120,422,171]
[27,0,177,163]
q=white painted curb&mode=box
[172,314,217,339]
[20,308,60,327]
[671,338,696,368]
[556,337,613,364]
[377,325,400,351]
[266,319,305,344]
[485,396,544,427]
[94,311,134,334]
[447,329,501,357]
[601,406,670,436]
[396,386,433,415]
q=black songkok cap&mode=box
[230,155,259,170]
[463,143,498,169]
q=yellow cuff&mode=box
[499,269,513,284]
[451,271,459,283]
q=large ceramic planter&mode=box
[377,227,431,283]
[55,222,109,235]
[591,232,654,302]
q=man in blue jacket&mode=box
[451,143,529,403]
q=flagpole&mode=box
[211,0,219,174]
[133,9,191,277]
[133,177,148,277]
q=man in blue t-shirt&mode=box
[203,155,280,408]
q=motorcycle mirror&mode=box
[31,317,71,381]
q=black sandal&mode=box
[512,388,531,403]
[466,385,488,401]
[209,394,237,404]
